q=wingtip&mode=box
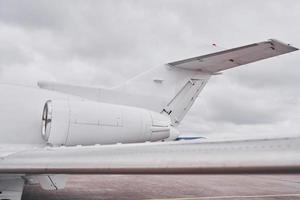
[269,39,299,51]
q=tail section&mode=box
[38,39,298,125]
[113,66,210,126]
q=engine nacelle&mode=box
[41,99,171,146]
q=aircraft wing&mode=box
[168,39,298,73]
[1,136,300,174]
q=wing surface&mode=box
[0,137,300,174]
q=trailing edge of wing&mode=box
[168,39,298,73]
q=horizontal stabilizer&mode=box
[168,39,298,73]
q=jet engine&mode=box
[41,99,171,146]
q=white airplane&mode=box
[0,39,298,200]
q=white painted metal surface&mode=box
[0,39,297,194]
[44,99,170,146]
[0,176,24,200]
[0,137,300,174]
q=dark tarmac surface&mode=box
[23,175,300,200]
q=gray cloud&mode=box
[0,0,71,29]
[0,0,299,138]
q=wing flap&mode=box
[168,39,298,72]
[0,176,24,200]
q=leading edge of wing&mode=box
[0,136,300,174]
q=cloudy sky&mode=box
[0,0,299,139]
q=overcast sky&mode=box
[0,0,299,139]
